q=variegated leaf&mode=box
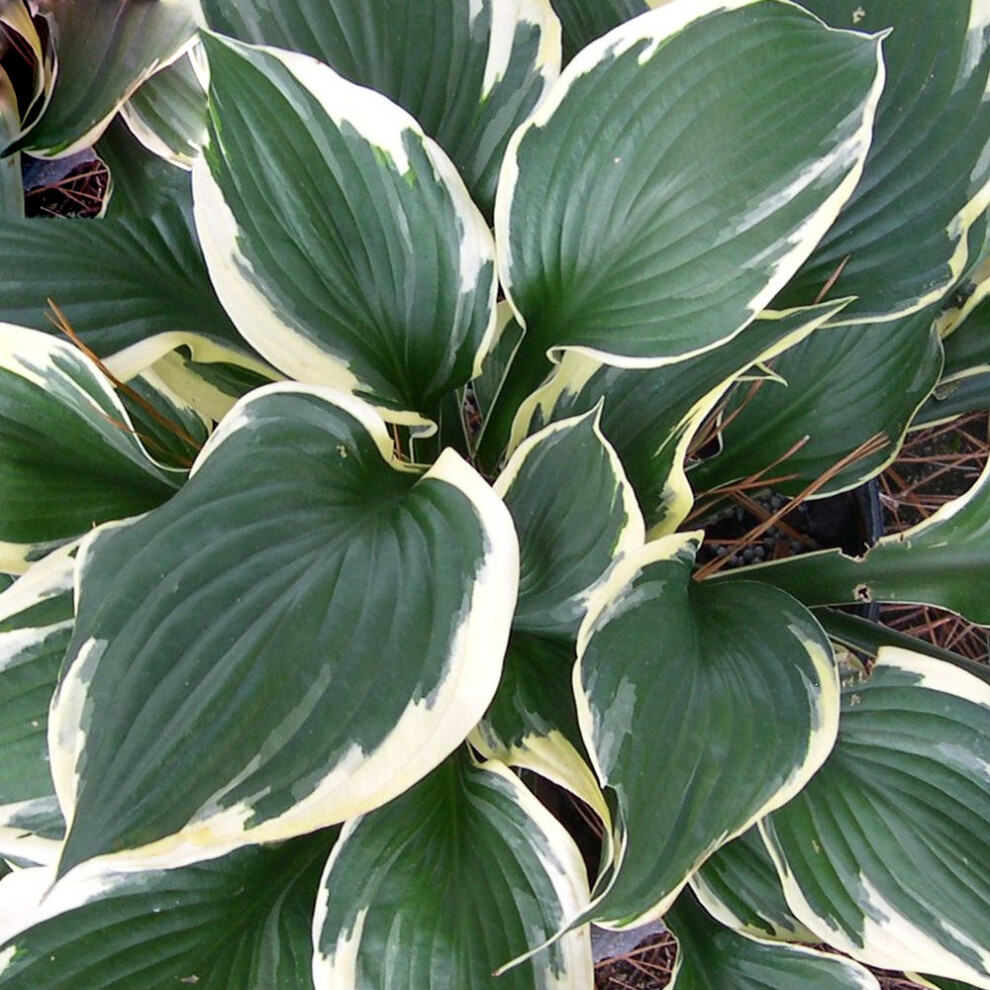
[508,299,850,531]
[0,830,335,989]
[549,0,647,62]
[762,648,990,988]
[776,1,990,323]
[484,0,883,457]
[49,384,518,878]
[8,0,201,158]
[666,886,879,990]
[0,194,260,374]
[121,47,208,169]
[691,306,943,499]
[200,0,560,218]
[194,32,497,426]
[728,455,990,625]
[0,324,181,572]
[312,753,592,990]
[575,532,839,928]
[690,825,816,943]
[0,544,74,866]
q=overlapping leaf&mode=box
[488,0,883,452]
[776,1,990,323]
[96,115,193,219]
[194,32,497,426]
[0,830,335,989]
[549,0,646,62]
[665,887,879,990]
[49,384,518,878]
[8,0,201,157]
[474,411,642,805]
[0,194,258,373]
[690,826,815,943]
[691,306,943,498]
[762,648,990,987]
[200,0,560,218]
[312,753,592,990]
[509,300,849,531]
[0,545,73,866]
[574,532,839,928]
[729,455,990,625]
[121,48,208,169]
[0,324,181,571]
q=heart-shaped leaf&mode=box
[49,385,518,878]
[489,0,883,449]
[200,0,560,218]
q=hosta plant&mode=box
[0,1,990,988]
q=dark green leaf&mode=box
[195,32,497,425]
[312,753,592,990]
[0,197,253,366]
[121,48,207,169]
[762,649,990,985]
[495,0,882,396]
[497,410,643,637]
[49,385,518,877]
[549,0,647,62]
[776,1,990,322]
[665,886,879,990]
[0,325,181,570]
[725,457,990,625]
[200,0,559,217]
[511,300,850,531]
[575,532,839,927]
[10,0,201,157]
[690,308,943,499]
[691,826,815,942]
[0,830,336,990]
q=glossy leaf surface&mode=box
[512,300,849,531]
[691,307,943,498]
[0,325,180,571]
[497,0,883,368]
[666,887,879,990]
[200,0,560,217]
[11,0,201,157]
[0,830,335,989]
